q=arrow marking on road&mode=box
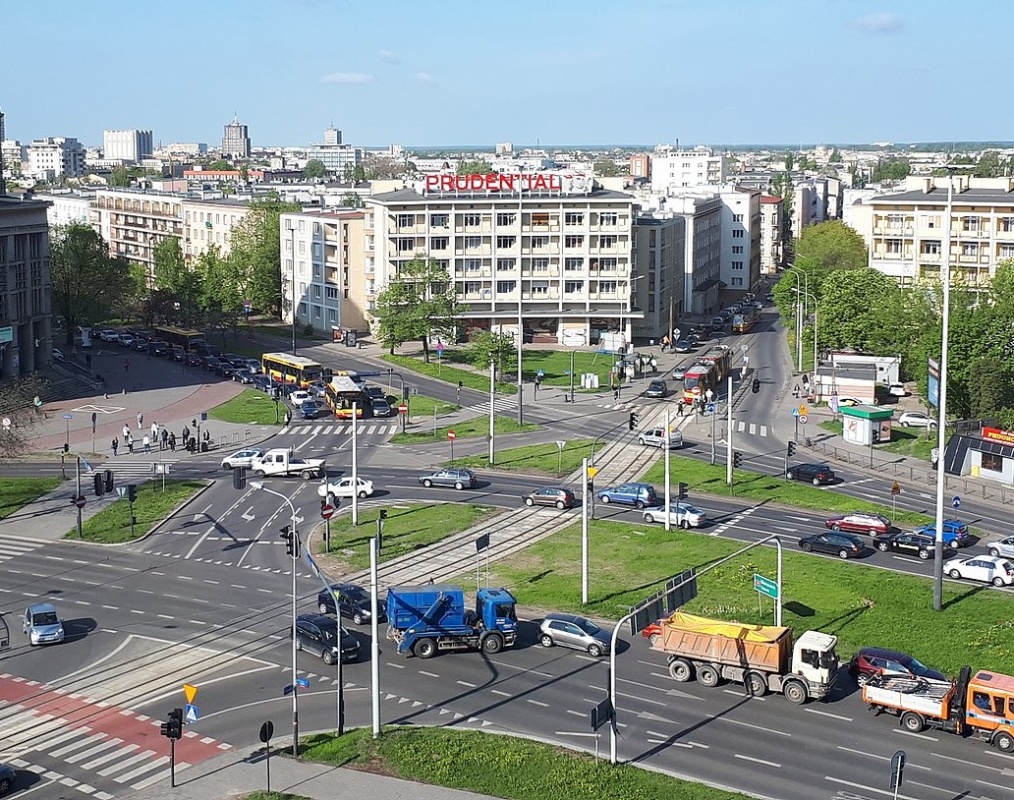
[241,508,255,521]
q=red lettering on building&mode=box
[983,426,1014,445]
[422,172,574,194]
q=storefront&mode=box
[967,427,1014,484]
[840,405,895,447]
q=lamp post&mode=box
[516,302,524,426]
[791,287,818,375]
[289,224,297,356]
[787,266,809,372]
[352,401,359,525]
[488,359,495,465]
[249,480,300,755]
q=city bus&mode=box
[732,307,758,334]
[261,352,332,387]
[323,374,367,419]
[682,362,717,404]
[153,326,207,351]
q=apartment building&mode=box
[364,173,637,346]
[36,192,92,228]
[654,194,723,316]
[27,137,86,179]
[279,210,368,335]
[631,214,685,339]
[92,188,183,283]
[852,175,1014,286]
[103,129,153,163]
[719,187,762,293]
[760,195,783,274]
[2,140,24,178]
[222,116,250,159]
[650,147,725,193]
[181,198,250,261]
[0,195,52,377]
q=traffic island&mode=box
[0,477,63,520]
[449,439,598,476]
[209,389,287,426]
[67,479,208,543]
[390,416,540,445]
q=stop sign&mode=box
[398,404,408,414]
[447,430,456,441]
[320,503,335,520]
[73,495,86,509]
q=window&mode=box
[565,280,584,293]
[565,235,584,248]
[599,235,617,248]
[962,216,981,232]
[313,285,322,299]
[397,238,415,252]
[733,214,743,222]
[463,213,482,227]
[464,236,482,250]
[732,246,744,254]
[982,452,1004,472]
[732,229,744,238]
[599,212,618,226]
[565,257,584,271]
[1003,217,1014,232]
[325,286,338,299]
[565,212,584,225]
[600,257,618,271]
[530,281,549,296]
[431,213,448,228]
[496,235,517,249]
[886,214,904,229]
[531,258,549,272]
[923,214,941,229]
[431,237,448,251]
[463,281,481,295]
[531,236,549,249]
[397,213,413,228]
[598,281,618,294]
[1001,244,1014,258]
[496,212,516,226]
[497,258,516,272]
[921,240,941,255]
[731,277,743,287]
[732,261,744,270]
[531,212,550,226]
[496,280,517,294]
[464,258,482,273]
[962,242,979,256]
[886,239,903,254]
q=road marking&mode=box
[490,689,512,698]
[418,671,439,678]
[836,746,930,769]
[565,709,584,717]
[710,715,790,736]
[825,775,925,800]
[805,707,853,722]
[456,680,476,688]
[734,753,780,768]
[895,728,937,741]
[526,699,549,707]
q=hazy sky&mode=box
[4,0,1006,149]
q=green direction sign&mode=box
[753,573,779,599]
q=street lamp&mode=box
[787,265,809,372]
[249,480,301,755]
[790,287,818,377]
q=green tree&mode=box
[466,331,516,377]
[228,196,300,317]
[152,237,203,326]
[794,220,869,286]
[196,245,243,317]
[374,258,463,359]
[50,224,134,344]
[784,152,795,172]
[815,268,902,353]
[456,159,494,175]
[593,157,619,177]
[303,159,326,180]
[341,192,361,207]
[870,158,911,182]
[967,357,1014,419]
[352,164,367,182]
[829,148,842,163]
[108,166,131,187]
[975,151,1007,178]
[208,159,234,171]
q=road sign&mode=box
[706,402,716,414]
[952,495,961,509]
[397,403,408,414]
[791,408,799,418]
[296,677,310,688]
[184,703,199,723]
[1,418,9,429]
[62,413,73,420]
[259,721,274,743]
[891,481,901,496]
[73,495,86,509]
[447,430,456,441]
[586,466,599,479]
[183,683,199,704]
[321,503,336,520]
[798,404,808,416]
[798,414,808,425]
[556,440,566,450]
[753,573,779,599]
[0,326,12,343]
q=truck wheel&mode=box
[482,634,503,654]
[901,711,924,733]
[668,658,693,682]
[697,664,721,688]
[353,612,365,625]
[742,671,766,697]
[540,633,554,648]
[414,638,437,659]
[587,643,603,658]
[301,470,313,480]
[255,469,266,477]
[783,680,808,705]
[994,731,1014,752]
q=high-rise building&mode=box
[323,124,342,146]
[26,137,86,179]
[222,116,250,159]
[0,194,52,376]
[103,129,153,163]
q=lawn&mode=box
[0,477,62,521]
[819,419,936,461]
[484,518,1014,677]
[451,439,598,477]
[382,353,517,394]
[521,349,628,388]
[72,480,206,543]
[297,727,753,800]
[208,389,285,426]
[640,453,933,527]
[317,503,495,572]
[404,393,459,420]
[390,415,539,445]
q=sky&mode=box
[4,0,1010,150]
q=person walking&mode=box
[182,424,190,443]
[122,423,130,440]
[160,428,169,450]
[169,431,177,452]
[650,356,658,375]
[136,411,144,431]
[142,434,151,454]
[150,421,159,441]
[677,401,685,417]
[111,437,119,457]
[127,434,134,455]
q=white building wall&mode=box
[649,148,725,193]
[103,129,153,162]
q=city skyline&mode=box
[5,0,1011,149]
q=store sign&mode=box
[419,172,592,195]
[983,426,1014,445]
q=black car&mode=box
[169,346,186,362]
[673,339,694,353]
[184,351,203,367]
[232,369,255,384]
[293,613,359,665]
[202,356,224,372]
[317,582,386,625]
[251,374,274,392]
[645,380,669,399]
[132,338,150,352]
[0,761,14,794]
[785,463,836,485]
[370,398,394,417]
[218,364,241,379]
[798,532,865,559]
[148,341,170,357]
[873,532,936,560]
[365,386,386,400]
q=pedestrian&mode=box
[169,432,177,452]
[191,418,197,430]
[189,435,197,453]
[111,437,119,457]
[142,434,151,454]
[677,401,685,417]
[202,428,210,443]
[124,358,130,373]
[122,423,130,440]
[127,435,134,455]
[613,384,620,401]
[137,411,143,431]
[151,421,159,440]
[650,356,658,375]
[793,383,800,398]
[284,409,292,426]
[182,424,190,442]
[161,428,169,450]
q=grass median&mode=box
[451,439,598,476]
[208,389,285,426]
[316,503,495,572]
[297,726,750,800]
[72,480,206,543]
[390,415,539,445]
[0,477,62,521]
[242,793,311,800]
[404,394,459,420]
[382,353,517,394]
[820,419,936,461]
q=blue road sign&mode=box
[952,495,961,509]
[184,703,199,723]
[62,413,73,420]
[791,408,799,417]
[296,677,310,688]
[706,402,716,414]
[283,685,294,695]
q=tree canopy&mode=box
[303,159,326,180]
[456,160,494,175]
[374,258,463,359]
[228,196,300,316]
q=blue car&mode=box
[300,400,325,419]
[595,482,659,509]
[915,518,970,549]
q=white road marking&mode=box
[734,753,780,768]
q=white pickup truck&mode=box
[250,448,325,480]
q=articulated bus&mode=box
[732,307,758,334]
[153,326,207,351]
[683,363,717,404]
[261,352,332,387]
[695,348,732,381]
[323,374,367,419]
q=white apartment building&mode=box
[103,129,153,163]
[279,210,368,335]
[364,173,637,346]
[760,195,783,274]
[650,147,725,193]
[2,140,25,177]
[91,188,183,282]
[631,214,686,340]
[719,187,761,293]
[306,143,362,177]
[35,192,92,228]
[851,175,1014,287]
[27,137,86,179]
[181,198,250,262]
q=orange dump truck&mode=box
[650,612,839,703]
[863,666,1014,753]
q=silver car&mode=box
[987,536,1014,560]
[23,602,64,646]
[539,613,611,657]
[221,448,265,470]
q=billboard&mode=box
[927,357,940,408]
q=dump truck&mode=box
[650,611,839,703]
[862,666,1014,752]
[386,584,518,659]
[250,448,325,479]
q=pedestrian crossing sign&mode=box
[184,703,199,723]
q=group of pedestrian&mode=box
[111,416,178,457]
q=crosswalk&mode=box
[467,396,519,416]
[96,455,183,479]
[736,420,770,438]
[0,533,49,565]
[280,422,401,437]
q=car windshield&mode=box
[344,587,369,603]
[32,611,59,626]
[496,603,517,621]
[903,656,934,676]
[320,626,337,642]
[576,618,601,635]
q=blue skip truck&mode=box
[386,584,518,659]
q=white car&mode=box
[221,448,265,470]
[944,555,1014,587]
[289,390,313,406]
[318,476,374,499]
[637,427,683,449]
[898,411,937,429]
[641,502,706,529]
[52,347,65,362]
[887,382,908,397]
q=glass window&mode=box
[565,212,584,225]
[496,236,517,248]
[600,212,618,226]
[496,258,516,272]
[565,235,584,248]
[982,452,1003,472]
[431,237,448,251]
[496,280,517,294]
[496,212,516,226]
[397,214,413,228]
[565,257,584,271]
[463,213,482,227]
[431,214,448,228]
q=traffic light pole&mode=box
[75,456,83,538]
[726,375,734,487]
[664,409,671,533]
[581,457,589,606]
[352,402,359,526]
[169,736,176,787]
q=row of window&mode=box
[460,281,623,295]
[457,257,622,272]
[397,212,620,228]
[878,214,1014,232]
[396,234,622,251]
[881,239,1014,258]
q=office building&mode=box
[103,129,153,163]
[222,116,250,159]
[0,195,52,377]
[631,213,686,339]
[719,186,762,292]
[91,188,183,283]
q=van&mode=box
[637,427,683,449]
[23,602,64,646]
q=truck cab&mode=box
[475,587,518,634]
[251,448,325,480]
[791,630,839,691]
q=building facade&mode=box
[631,213,685,340]
[650,148,725,193]
[181,198,250,262]
[655,194,723,316]
[36,192,93,229]
[103,129,153,163]
[364,174,637,346]
[718,187,762,293]
[222,117,250,159]
[27,137,86,179]
[305,143,361,177]
[760,194,783,274]
[91,189,183,283]
[0,195,52,377]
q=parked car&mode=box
[915,518,970,549]
[523,487,577,510]
[986,536,1014,559]
[218,364,241,379]
[317,582,385,624]
[221,448,265,470]
[596,482,658,509]
[637,427,683,449]
[943,555,1014,587]
[219,352,245,367]
[671,363,689,381]
[645,379,669,399]
[641,502,706,529]
[52,347,65,362]
[132,337,150,352]
[709,316,725,331]
[232,369,255,384]
[785,463,836,485]
[148,341,169,357]
[169,346,186,362]
[539,613,611,657]
[0,761,15,795]
[898,411,937,429]
[98,328,120,342]
[798,532,865,559]
[202,356,223,372]
[184,351,202,367]
[307,379,328,397]
[873,531,936,560]
[318,476,375,499]
[887,382,909,397]
[293,613,359,664]
[418,468,477,490]
[251,374,274,392]
[848,647,947,687]
[824,512,891,536]
[22,602,65,646]
[242,358,263,374]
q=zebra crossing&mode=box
[736,420,770,438]
[280,422,401,437]
[0,533,49,565]
[96,456,183,479]
[466,396,519,416]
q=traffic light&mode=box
[280,524,298,557]
[93,473,104,497]
[232,467,246,491]
[752,378,760,394]
[379,509,388,521]
[160,708,183,740]
[629,411,638,431]
[63,442,69,454]
[678,482,689,500]
[733,451,743,468]
[104,469,114,493]
[787,441,796,458]
[127,484,137,503]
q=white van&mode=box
[637,427,683,449]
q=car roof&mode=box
[857,646,913,660]
[297,612,337,627]
[28,601,57,613]
[544,612,585,624]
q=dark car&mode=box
[798,531,865,559]
[370,398,394,417]
[184,351,202,367]
[316,582,386,625]
[673,339,694,353]
[252,374,274,392]
[300,400,325,419]
[645,379,669,399]
[824,512,891,536]
[365,386,386,400]
[873,531,936,560]
[169,346,186,362]
[786,463,836,485]
[232,369,255,384]
[148,341,169,357]
[0,762,14,794]
[217,363,240,379]
[709,316,726,331]
[219,352,244,366]
[132,337,150,352]
[523,487,577,510]
[848,647,947,687]
[596,482,658,509]
[419,468,478,490]
[202,356,224,372]
[293,613,359,665]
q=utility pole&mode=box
[517,303,523,426]
[351,402,359,526]
[726,375,734,486]
[581,457,589,605]
[488,359,495,465]
[664,408,671,532]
